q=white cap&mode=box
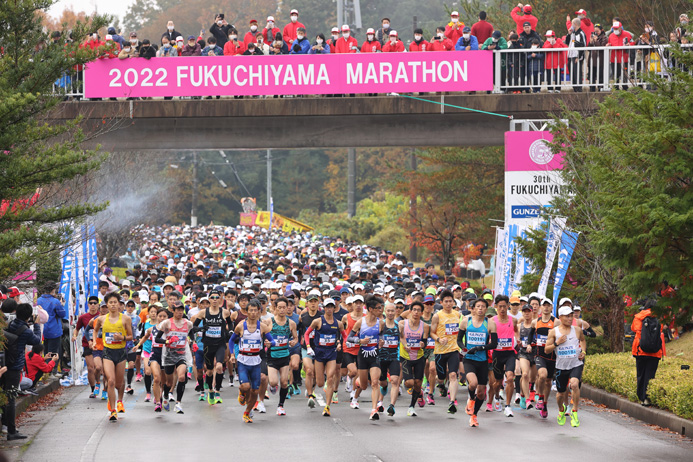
[389,30,398,36]
[345,296,354,304]
[353,294,364,302]
[451,11,459,16]
[323,298,336,307]
[558,306,573,316]
[366,28,375,34]
[341,24,350,31]
[331,26,339,32]
[541,297,553,305]
[394,298,405,305]
[559,297,573,307]
[290,9,298,14]
[267,16,275,22]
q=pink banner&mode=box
[84,52,492,98]
[504,131,564,172]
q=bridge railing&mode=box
[52,44,689,99]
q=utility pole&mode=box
[409,151,417,262]
[191,151,198,227]
[347,148,356,218]
[266,149,272,212]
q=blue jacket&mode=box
[289,37,312,54]
[5,318,41,371]
[37,294,66,339]
[308,42,331,54]
[455,35,479,51]
[202,45,223,56]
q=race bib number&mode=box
[445,322,459,336]
[557,344,577,358]
[426,338,435,349]
[206,326,222,338]
[345,340,359,349]
[497,338,513,349]
[275,335,289,347]
[467,331,486,346]
[536,334,548,347]
[364,337,378,348]
[319,334,336,346]
[406,338,421,350]
[104,332,116,344]
[241,339,261,353]
[171,335,186,348]
[521,336,528,346]
[383,335,398,348]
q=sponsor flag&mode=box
[552,229,579,312]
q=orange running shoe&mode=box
[469,415,479,427]
[466,399,475,415]
[107,400,113,412]
[117,400,125,413]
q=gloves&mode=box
[192,343,199,352]
[467,346,480,355]
[306,347,315,357]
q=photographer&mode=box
[25,344,57,393]
[2,303,41,440]
[209,14,232,48]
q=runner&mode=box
[545,305,587,427]
[517,304,536,409]
[155,301,193,414]
[124,299,140,395]
[430,290,461,414]
[534,297,556,419]
[398,301,430,417]
[489,294,519,417]
[348,296,385,420]
[88,303,109,400]
[378,302,401,417]
[299,290,322,409]
[132,307,168,410]
[304,297,343,416]
[422,295,437,406]
[341,295,363,402]
[73,296,101,398]
[286,295,302,396]
[92,293,133,421]
[460,298,498,427]
[228,300,276,423]
[267,297,298,416]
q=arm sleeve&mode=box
[347,330,360,345]
[263,332,276,347]
[528,327,536,344]
[583,326,596,338]
[304,327,314,346]
[483,332,498,351]
[457,329,467,349]
[154,328,166,344]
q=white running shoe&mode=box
[345,377,353,393]
[493,398,503,412]
[350,399,359,409]
[174,403,184,414]
[270,385,278,395]
[257,401,266,413]
[499,389,506,401]
[407,407,417,417]
[514,393,521,405]
[276,406,286,416]
[349,390,355,400]
[504,405,514,417]
[168,393,175,402]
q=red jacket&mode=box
[283,21,306,44]
[429,38,454,51]
[382,40,405,52]
[409,40,430,52]
[471,20,494,44]
[25,352,55,381]
[567,18,594,38]
[511,7,538,35]
[334,36,358,53]
[543,39,568,69]
[223,40,246,56]
[607,31,633,62]
[243,31,258,46]
[445,22,465,44]
[262,27,282,43]
[631,309,666,359]
[360,40,382,53]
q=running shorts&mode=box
[341,352,358,368]
[434,351,460,380]
[238,362,262,389]
[401,357,426,382]
[535,356,556,379]
[492,350,517,380]
[463,358,489,386]
[267,355,291,370]
[357,351,380,370]
[378,359,401,381]
[164,359,186,375]
[103,347,127,364]
[555,365,583,393]
[203,344,226,369]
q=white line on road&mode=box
[332,417,353,436]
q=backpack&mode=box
[639,316,662,354]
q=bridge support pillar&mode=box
[347,148,356,218]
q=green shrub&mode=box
[584,353,693,420]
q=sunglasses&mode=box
[88,301,98,305]
[209,296,220,300]
[511,303,520,306]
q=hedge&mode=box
[583,353,693,420]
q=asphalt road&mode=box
[13,377,693,462]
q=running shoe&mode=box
[163,400,170,411]
[527,399,534,410]
[107,400,113,412]
[417,396,425,408]
[536,399,545,411]
[447,401,457,414]
[514,393,521,405]
[380,386,388,397]
[424,384,430,395]
[529,390,536,401]
[332,392,339,404]
[345,378,353,393]
[322,406,331,417]
[135,374,142,382]
[350,399,359,409]
[437,383,447,397]
[154,403,162,412]
[109,411,118,422]
[469,415,479,427]
[207,391,215,405]
[387,404,395,416]
[101,390,108,400]
[493,398,503,412]
[277,406,286,416]
[243,412,253,423]
[369,410,379,421]
[426,394,435,405]
[117,400,125,413]
[499,389,505,401]
[214,393,223,404]
[540,407,548,419]
[94,384,101,396]
[237,392,245,405]
[89,391,96,399]
[199,391,205,402]
[125,386,134,395]
[187,372,192,380]
[270,385,278,395]
[257,401,266,413]
[570,410,580,427]
[557,409,566,426]
[145,393,152,402]
[520,397,526,409]
[377,401,384,413]
[300,369,306,379]
[168,392,175,402]
[504,405,514,417]
[466,399,475,415]
[407,407,417,417]
[307,394,316,409]
[175,403,184,414]
[292,385,301,396]
[486,402,493,412]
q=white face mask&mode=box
[332,34,339,40]
[463,33,470,39]
[614,29,621,36]
[452,18,458,23]
[414,35,422,41]
[297,34,304,40]
[548,38,556,44]
[493,38,499,42]
[382,24,389,29]
[367,34,374,41]
[217,20,223,26]
[531,45,538,49]
[437,32,444,38]
[229,35,237,41]
[645,27,652,33]
[390,37,396,43]
[123,47,131,52]
[268,22,274,28]
[168,26,174,31]
[163,42,170,47]
[316,39,323,45]
[342,32,350,38]
[291,15,298,23]
[251,26,257,32]
[130,39,137,44]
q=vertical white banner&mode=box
[537,216,567,297]
[493,227,507,296]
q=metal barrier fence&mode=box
[52,44,689,99]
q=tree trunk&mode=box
[605,293,625,353]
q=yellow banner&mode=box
[254,211,313,232]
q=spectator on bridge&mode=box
[360,28,382,52]
[675,14,688,41]
[174,36,185,55]
[290,27,311,54]
[283,9,306,45]
[543,30,567,92]
[567,9,594,38]
[471,11,495,44]
[455,26,479,51]
[588,24,608,91]
[527,38,544,92]
[161,20,183,45]
[263,16,281,43]
[242,43,264,56]
[607,21,632,90]
[429,26,454,51]
[138,39,156,59]
[117,41,138,59]
[511,4,538,35]
[156,36,177,57]
[244,20,259,46]
[566,18,587,92]
[210,14,232,48]
[382,30,405,52]
[445,11,465,45]
[182,35,201,56]
[223,29,246,55]
[506,33,527,93]
[203,37,223,56]
[376,18,392,46]
[643,21,660,44]
[255,34,271,55]
[481,30,507,50]
[81,32,104,52]
[108,26,126,48]
[36,282,65,373]
[409,28,430,52]
[270,32,289,54]
[309,33,331,54]
[519,21,542,48]
[334,25,359,53]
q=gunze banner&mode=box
[84,52,493,98]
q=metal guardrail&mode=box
[52,45,688,99]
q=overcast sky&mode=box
[49,0,136,21]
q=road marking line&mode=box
[332,418,353,436]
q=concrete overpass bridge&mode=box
[52,92,603,151]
